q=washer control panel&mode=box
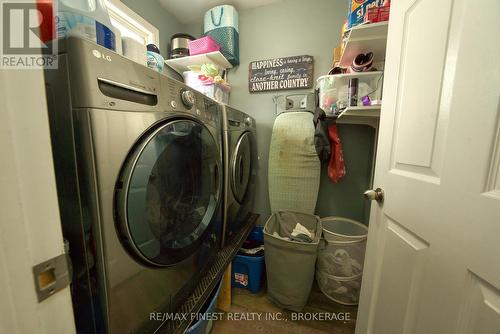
[226,108,256,131]
[180,89,195,108]
[163,76,219,127]
[244,117,252,127]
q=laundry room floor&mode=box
[212,282,357,334]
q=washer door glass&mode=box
[117,119,220,266]
[231,132,253,203]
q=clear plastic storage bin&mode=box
[183,71,230,104]
[316,72,383,115]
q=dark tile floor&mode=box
[212,283,357,334]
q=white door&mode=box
[0,69,76,333]
[356,0,500,333]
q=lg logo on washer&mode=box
[92,49,112,62]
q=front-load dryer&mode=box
[45,37,222,333]
[220,106,258,247]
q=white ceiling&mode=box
[158,0,284,24]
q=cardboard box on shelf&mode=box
[365,7,380,23]
[347,0,384,29]
[332,46,342,67]
[378,6,390,22]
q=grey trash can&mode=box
[264,211,321,311]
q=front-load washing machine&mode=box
[220,106,258,246]
[45,37,223,333]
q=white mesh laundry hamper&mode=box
[322,217,368,242]
[316,217,368,305]
[316,271,362,306]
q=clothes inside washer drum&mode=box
[268,112,321,214]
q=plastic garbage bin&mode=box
[232,254,265,293]
[264,211,321,311]
[232,226,265,293]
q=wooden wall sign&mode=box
[248,55,314,93]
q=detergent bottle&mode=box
[56,0,116,51]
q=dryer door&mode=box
[231,132,255,203]
[115,119,221,266]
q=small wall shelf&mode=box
[332,105,381,128]
[165,51,232,75]
[318,71,384,86]
[318,71,383,129]
[338,105,381,116]
[340,21,389,67]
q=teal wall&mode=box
[315,124,375,223]
[121,0,183,60]
[183,21,202,39]
[212,0,373,223]
[126,0,375,224]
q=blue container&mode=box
[231,226,265,293]
[186,279,223,334]
[203,5,239,33]
[232,254,265,293]
[347,0,384,29]
[204,27,239,66]
[203,5,240,66]
[248,225,264,243]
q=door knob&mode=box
[364,188,384,202]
